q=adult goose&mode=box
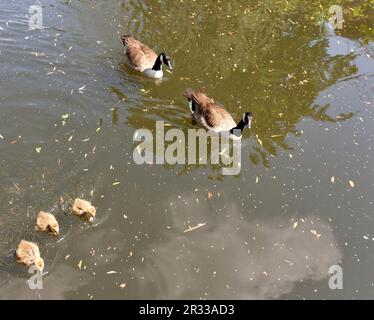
[183,88,253,139]
[121,35,173,79]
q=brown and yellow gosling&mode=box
[16,240,44,272]
[72,198,96,222]
[36,211,59,235]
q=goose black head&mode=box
[243,112,253,128]
[161,53,173,70]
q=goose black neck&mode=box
[152,54,163,71]
[230,120,246,137]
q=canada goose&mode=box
[36,211,59,236]
[72,198,96,222]
[183,88,253,139]
[121,35,173,79]
[16,240,44,272]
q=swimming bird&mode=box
[72,198,96,222]
[16,240,44,272]
[121,35,173,79]
[36,211,59,235]
[183,88,253,139]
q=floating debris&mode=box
[77,260,83,270]
[119,283,127,288]
[255,134,263,146]
[348,180,355,188]
[36,211,59,236]
[184,223,206,233]
[35,147,42,154]
[311,229,321,239]
[73,198,96,222]
[78,85,86,93]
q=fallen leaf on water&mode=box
[112,182,120,186]
[36,147,42,154]
[10,140,18,144]
[207,192,213,200]
[184,223,206,233]
[331,176,335,183]
[106,271,118,274]
[293,222,298,229]
[311,229,321,239]
[77,260,82,270]
[348,180,355,188]
[256,134,263,146]
[120,283,127,288]
[255,176,259,183]
[0,134,3,139]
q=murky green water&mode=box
[0,0,373,299]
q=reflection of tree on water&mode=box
[115,0,366,170]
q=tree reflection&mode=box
[118,0,368,171]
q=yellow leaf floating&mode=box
[106,271,118,274]
[255,134,263,146]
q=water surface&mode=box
[0,0,373,299]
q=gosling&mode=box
[16,240,44,272]
[72,198,96,222]
[36,211,59,235]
